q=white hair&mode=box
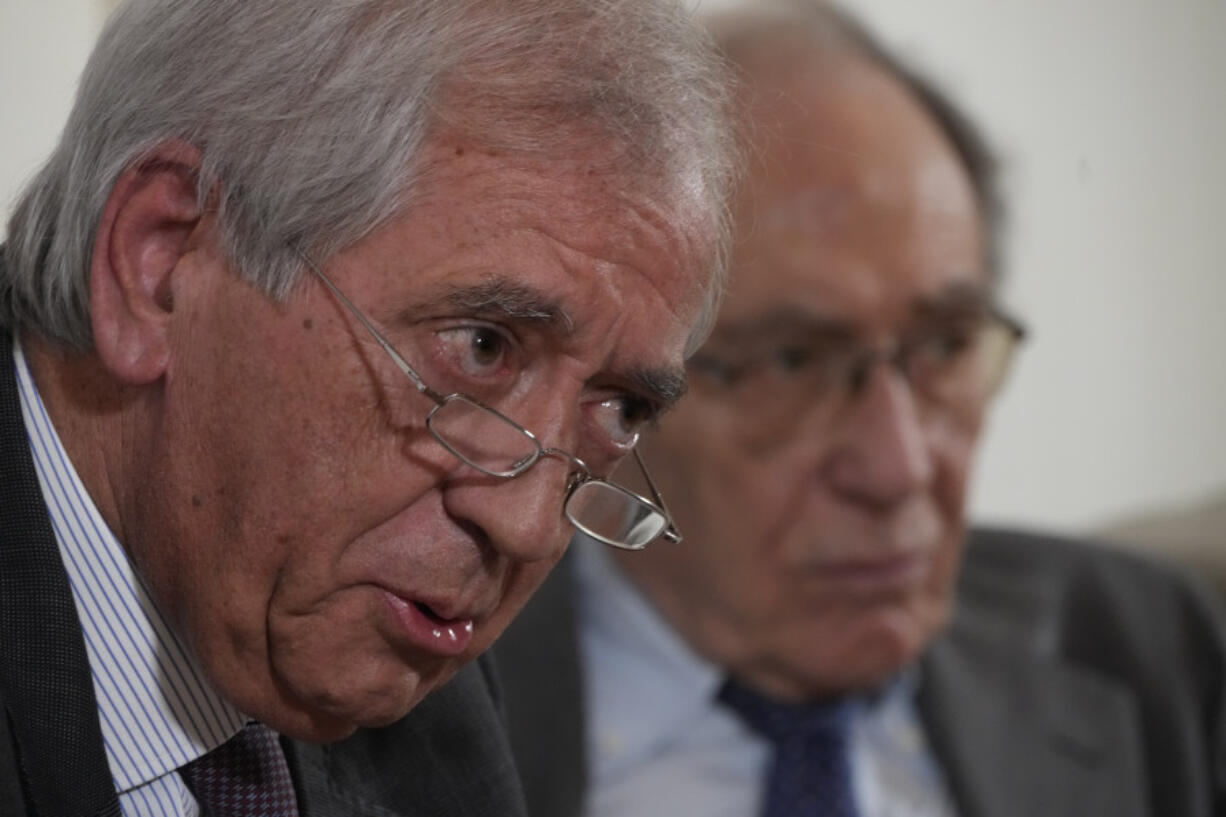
[2,0,736,351]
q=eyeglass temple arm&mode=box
[634,448,682,545]
[293,247,446,404]
[993,307,1028,341]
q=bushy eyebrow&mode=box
[708,281,996,346]
[631,367,688,411]
[912,282,994,317]
[442,280,575,333]
[438,279,687,410]
[707,308,858,347]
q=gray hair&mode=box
[706,0,1004,284]
[2,0,736,351]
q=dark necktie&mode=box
[719,679,859,817]
[181,721,300,817]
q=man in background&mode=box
[493,2,1226,815]
[0,0,734,814]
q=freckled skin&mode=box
[614,50,989,702]
[113,140,711,741]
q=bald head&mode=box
[710,0,1002,282]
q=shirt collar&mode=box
[574,537,726,780]
[14,339,246,793]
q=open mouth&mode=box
[380,589,476,656]
[414,601,449,625]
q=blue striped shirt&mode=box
[14,340,247,817]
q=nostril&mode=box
[450,517,499,565]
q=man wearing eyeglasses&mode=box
[0,1,734,815]
[494,3,1226,816]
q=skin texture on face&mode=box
[614,46,989,702]
[34,137,710,742]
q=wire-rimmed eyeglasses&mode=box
[295,249,681,550]
[687,308,1026,428]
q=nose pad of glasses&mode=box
[539,447,591,480]
[848,345,910,398]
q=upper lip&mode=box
[809,550,926,573]
[382,586,484,624]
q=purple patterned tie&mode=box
[181,722,300,817]
[719,679,859,817]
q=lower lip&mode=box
[381,591,475,657]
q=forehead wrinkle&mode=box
[442,279,575,333]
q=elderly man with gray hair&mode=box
[0,1,735,814]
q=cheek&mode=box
[928,408,983,518]
[649,405,794,529]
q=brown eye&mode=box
[590,395,655,452]
[469,327,506,367]
[436,325,512,379]
[773,345,815,373]
[914,326,976,365]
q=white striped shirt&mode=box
[14,340,247,817]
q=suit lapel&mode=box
[286,657,529,817]
[491,552,589,817]
[918,626,1149,817]
[0,330,120,817]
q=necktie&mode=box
[719,679,859,817]
[181,721,300,817]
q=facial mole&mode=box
[191,494,203,508]
[302,317,314,331]
[455,145,465,156]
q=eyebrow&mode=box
[708,308,858,346]
[439,279,687,410]
[708,281,997,345]
[442,280,575,333]
[631,367,689,411]
[911,282,994,317]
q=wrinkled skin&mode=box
[30,137,712,740]
[615,49,990,702]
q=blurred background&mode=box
[2,0,1224,542]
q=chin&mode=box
[268,658,443,742]
[803,609,946,695]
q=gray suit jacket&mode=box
[0,327,529,817]
[493,529,1226,817]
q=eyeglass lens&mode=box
[427,395,541,477]
[426,396,666,549]
[566,480,668,550]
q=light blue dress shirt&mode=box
[15,341,247,817]
[574,537,958,817]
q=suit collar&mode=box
[918,620,1148,817]
[283,659,529,817]
[0,329,121,816]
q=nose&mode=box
[825,363,934,508]
[439,441,577,566]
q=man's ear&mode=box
[89,141,204,385]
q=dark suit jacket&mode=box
[493,529,1226,817]
[0,328,529,817]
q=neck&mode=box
[22,330,153,552]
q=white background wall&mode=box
[3,1,1224,535]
